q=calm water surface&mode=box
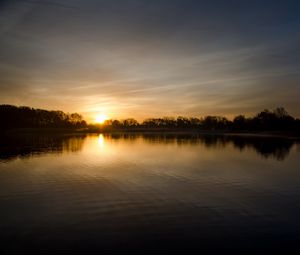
[0,134,300,254]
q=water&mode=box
[0,133,300,254]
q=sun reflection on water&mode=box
[98,134,105,149]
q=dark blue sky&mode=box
[0,0,299,120]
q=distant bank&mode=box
[2,128,299,140]
[1,104,299,138]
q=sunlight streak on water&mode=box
[98,134,105,149]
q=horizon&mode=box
[1,104,299,126]
[1,0,300,122]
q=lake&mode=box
[0,133,300,254]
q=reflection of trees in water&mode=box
[62,137,86,152]
[228,136,293,161]
[0,135,86,162]
[0,133,297,162]
[104,133,297,161]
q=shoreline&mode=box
[2,128,299,140]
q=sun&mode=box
[95,114,108,124]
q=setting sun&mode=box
[95,114,108,124]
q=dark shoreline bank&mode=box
[2,127,299,140]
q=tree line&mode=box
[0,105,87,130]
[1,105,299,133]
[101,107,300,132]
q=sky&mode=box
[0,0,300,122]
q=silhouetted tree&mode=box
[233,115,246,130]
[122,118,138,127]
[0,105,87,130]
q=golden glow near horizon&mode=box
[95,114,108,124]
